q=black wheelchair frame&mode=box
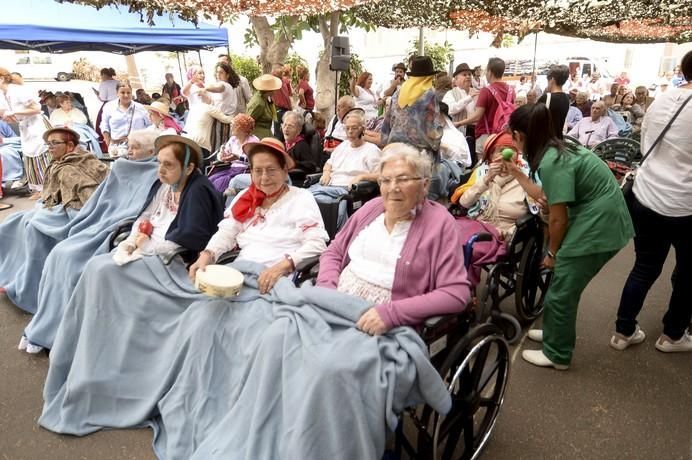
[470,213,552,344]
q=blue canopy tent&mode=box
[0,0,228,54]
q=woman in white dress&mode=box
[0,68,49,194]
[350,72,380,123]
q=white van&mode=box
[14,53,74,82]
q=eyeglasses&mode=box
[377,176,423,187]
[251,167,281,177]
[45,141,67,148]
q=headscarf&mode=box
[398,75,435,109]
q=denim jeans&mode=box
[615,195,692,340]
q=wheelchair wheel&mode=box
[514,236,552,323]
[417,323,510,460]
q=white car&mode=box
[14,54,74,82]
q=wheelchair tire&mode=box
[416,323,510,460]
[514,236,552,323]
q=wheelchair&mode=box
[294,231,510,460]
[591,137,642,182]
[303,173,381,240]
[462,213,552,344]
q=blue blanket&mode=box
[0,137,24,183]
[40,260,450,459]
[0,202,78,313]
[24,157,159,348]
[70,123,103,158]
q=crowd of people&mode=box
[0,46,690,459]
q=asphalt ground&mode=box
[0,195,689,460]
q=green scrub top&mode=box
[538,146,634,257]
[246,92,276,139]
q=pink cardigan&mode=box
[317,198,471,329]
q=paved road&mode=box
[0,196,689,459]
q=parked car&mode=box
[15,54,74,81]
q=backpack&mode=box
[484,84,515,133]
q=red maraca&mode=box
[138,219,153,237]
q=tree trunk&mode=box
[250,16,295,73]
[314,12,340,119]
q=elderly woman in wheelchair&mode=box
[307,108,381,232]
[190,137,329,294]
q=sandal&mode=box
[0,202,13,211]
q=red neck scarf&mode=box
[231,183,286,223]
[284,134,304,153]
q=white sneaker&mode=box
[527,329,543,342]
[655,332,692,353]
[25,342,44,354]
[521,350,569,370]
[18,335,28,351]
[610,326,646,351]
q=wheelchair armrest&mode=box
[423,316,447,328]
[291,255,320,286]
[216,248,240,265]
[109,218,137,250]
[159,247,189,265]
[295,255,320,273]
[463,232,493,269]
[303,173,322,188]
[350,180,378,195]
[515,213,535,228]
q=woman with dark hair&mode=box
[350,71,380,122]
[611,52,692,353]
[506,103,633,370]
[203,62,239,116]
[100,81,151,157]
[94,68,118,151]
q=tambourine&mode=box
[195,265,244,298]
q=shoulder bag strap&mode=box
[640,93,692,165]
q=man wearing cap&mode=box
[442,63,478,136]
[382,62,407,98]
[41,126,109,210]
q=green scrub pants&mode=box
[542,250,618,365]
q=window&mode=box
[16,56,30,65]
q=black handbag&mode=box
[622,93,692,212]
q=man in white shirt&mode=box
[309,109,380,230]
[567,100,619,147]
[324,95,355,153]
[442,63,478,136]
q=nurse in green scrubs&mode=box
[505,103,634,370]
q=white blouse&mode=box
[209,81,237,115]
[126,185,181,255]
[50,108,87,126]
[346,213,411,289]
[205,186,329,267]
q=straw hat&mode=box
[144,100,172,118]
[243,137,296,170]
[43,125,81,144]
[155,135,203,168]
[252,74,282,92]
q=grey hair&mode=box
[127,129,158,153]
[379,143,433,179]
[337,95,355,109]
[282,110,305,128]
[343,110,365,126]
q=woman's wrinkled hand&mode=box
[501,158,522,177]
[319,172,331,186]
[188,250,213,280]
[356,308,389,336]
[257,259,292,294]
